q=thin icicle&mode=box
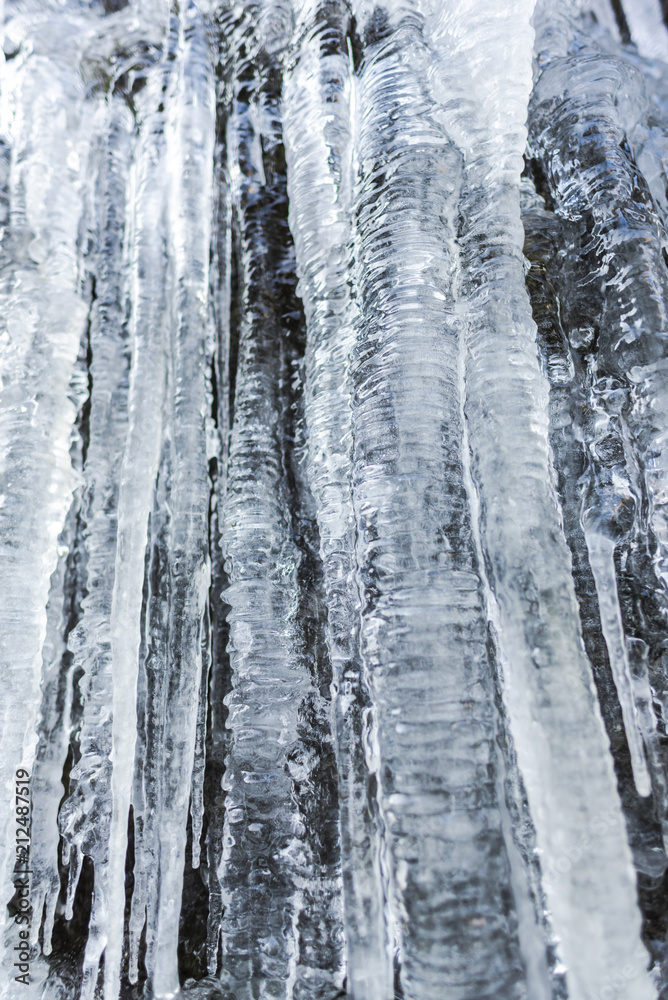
[584,532,651,795]
[191,603,211,872]
[130,449,172,985]
[202,73,233,975]
[147,6,214,995]
[104,37,173,1000]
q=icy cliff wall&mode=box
[2,1,668,998]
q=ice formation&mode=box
[2,0,668,998]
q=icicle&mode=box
[426,1,655,997]
[218,8,343,997]
[129,445,172,985]
[0,15,94,987]
[104,38,173,1000]
[584,531,651,796]
[28,278,88,957]
[145,6,214,996]
[202,81,233,977]
[346,4,528,997]
[282,3,391,996]
[53,92,134,1000]
[530,1,668,809]
[30,495,80,956]
[191,604,211,872]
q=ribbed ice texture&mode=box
[283,4,391,997]
[429,3,654,998]
[0,12,93,988]
[218,8,343,998]
[5,0,668,998]
[56,96,133,1000]
[346,5,528,998]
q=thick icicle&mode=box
[0,15,94,988]
[424,1,655,996]
[282,4,391,997]
[347,4,528,997]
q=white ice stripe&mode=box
[105,51,172,1000]
[0,21,93,991]
[149,5,214,995]
[622,0,668,61]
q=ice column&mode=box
[104,28,172,1000]
[218,7,343,997]
[347,4,527,997]
[428,0,655,996]
[0,15,93,988]
[283,3,391,996]
[145,6,214,995]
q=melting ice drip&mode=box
[2,0,668,997]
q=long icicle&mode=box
[427,0,655,996]
[282,3,391,996]
[348,3,528,996]
[149,5,215,994]
[218,5,343,995]
[0,16,94,987]
[56,95,134,1000]
[105,15,172,996]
